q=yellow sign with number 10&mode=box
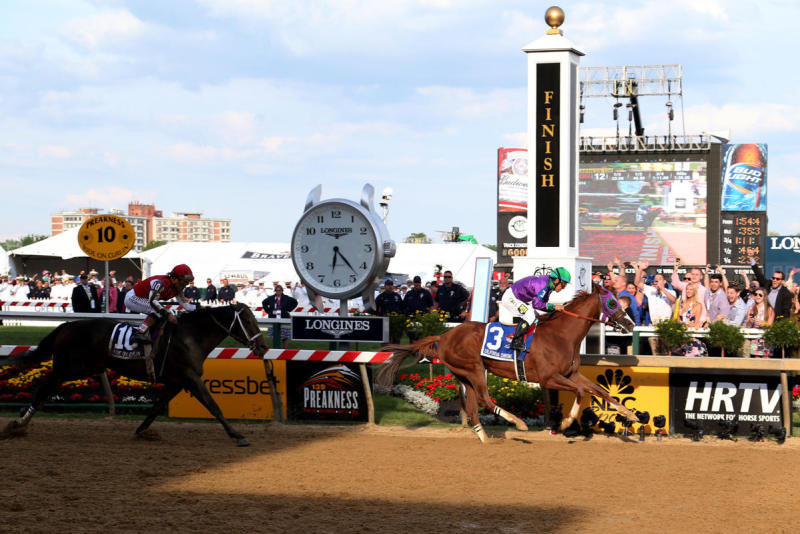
[77,214,135,261]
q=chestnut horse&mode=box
[378,284,638,441]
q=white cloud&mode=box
[416,86,523,119]
[62,10,147,49]
[648,103,800,138]
[38,145,72,158]
[63,187,150,208]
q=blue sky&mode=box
[1,0,798,245]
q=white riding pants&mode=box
[124,291,156,315]
[500,290,539,326]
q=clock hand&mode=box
[332,246,338,270]
[335,249,358,274]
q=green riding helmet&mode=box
[549,267,571,284]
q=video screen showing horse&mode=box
[578,160,708,265]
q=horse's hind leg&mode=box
[471,371,528,432]
[185,375,250,446]
[135,384,181,437]
[2,374,59,437]
[456,379,487,443]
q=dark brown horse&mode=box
[1,303,267,446]
[378,284,638,441]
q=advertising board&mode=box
[558,366,670,433]
[169,360,286,420]
[719,211,766,266]
[766,235,800,285]
[721,143,767,211]
[286,363,370,422]
[291,315,387,342]
[670,370,783,435]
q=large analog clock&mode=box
[291,185,395,302]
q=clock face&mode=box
[292,201,379,297]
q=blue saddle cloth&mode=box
[479,322,535,361]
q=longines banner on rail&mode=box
[291,316,388,342]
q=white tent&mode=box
[9,228,141,260]
[139,242,296,284]
[386,243,497,287]
[139,241,496,288]
[0,244,8,276]
[8,228,143,280]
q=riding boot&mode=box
[509,321,529,353]
[132,315,156,345]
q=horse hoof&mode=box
[237,437,250,447]
[515,422,529,432]
[1,420,27,439]
[135,429,162,441]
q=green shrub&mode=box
[655,319,691,352]
[762,319,800,358]
[707,321,745,357]
[405,310,448,339]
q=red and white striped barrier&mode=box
[0,301,70,309]
[0,345,32,357]
[1,345,393,364]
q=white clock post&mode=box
[512,7,592,301]
[291,184,396,423]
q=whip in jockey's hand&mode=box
[125,264,196,345]
[500,267,571,353]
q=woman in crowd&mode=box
[745,288,775,357]
[679,282,705,329]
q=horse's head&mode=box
[594,284,635,333]
[225,303,269,357]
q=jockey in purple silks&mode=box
[500,267,571,352]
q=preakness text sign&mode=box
[291,315,388,342]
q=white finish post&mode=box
[513,8,592,302]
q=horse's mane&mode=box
[537,288,594,323]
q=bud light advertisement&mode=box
[721,143,767,211]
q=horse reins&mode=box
[559,309,610,325]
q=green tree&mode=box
[1,233,48,251]
[142,240,167,251]
[482,244,497,251]
[404,232,432,244]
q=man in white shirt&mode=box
[633,262,676,355]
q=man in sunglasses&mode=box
[502,267,570,353]
[749,256,793,319]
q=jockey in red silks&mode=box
[125,264,197,345]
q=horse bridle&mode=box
[210,306,263,352]
[559,286,629,331]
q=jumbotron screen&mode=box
[579,160,707,265]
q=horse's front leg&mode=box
[540,372,585,431]
[185,374,250,446]
[571,372,639,422]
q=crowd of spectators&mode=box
[597,255,800,357]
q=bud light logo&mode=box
[721,143,767,211]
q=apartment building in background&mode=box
[51,202,231,250]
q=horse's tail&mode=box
[376,335,441,387]
[0,323,64,369]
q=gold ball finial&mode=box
[545,6,564,35]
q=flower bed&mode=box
[0,361,158,405]
[397,372,544,421]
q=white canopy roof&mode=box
[139,241,497,287]
[0,244,8,275]
[8,228,140,260]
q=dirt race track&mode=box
[2,418,799,533]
